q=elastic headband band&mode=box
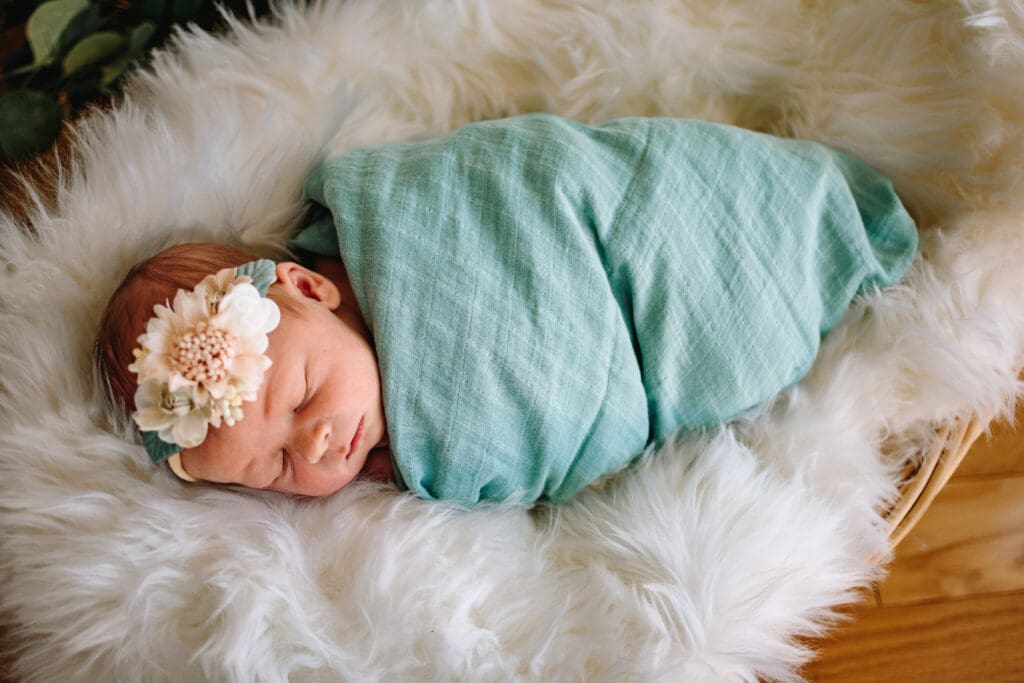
[128,259,280,478]
[167,453,198,482]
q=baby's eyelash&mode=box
[265,450,289,490]
[293,368,312,413]
[278,449,290,478]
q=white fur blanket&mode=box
[2,1,1023,681]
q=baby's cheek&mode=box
[179,446,232,485]
[286,466,337,497]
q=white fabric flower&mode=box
[129,264,280,453]
[197,268,245,316]
[133,379,212,448]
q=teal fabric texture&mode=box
[294,114,918,505]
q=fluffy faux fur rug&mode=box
[3,1,1024,681]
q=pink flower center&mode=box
[171,322,237,385]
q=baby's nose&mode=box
[300,421,331,465]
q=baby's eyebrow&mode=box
[261,358,279,421]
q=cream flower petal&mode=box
[134,378,161,404]
[212,285,262,333]
[134,406,177,433]
[202,378,231,401]
[133,381,176,432]
[165,372,197,395]
[133,381,201,440]
[227,285,278,336]
[198,271,223,297]
[191,382,211,406]
[173,286,209,328]
[198,269,239,315]
[224,301,279,356]
[172,410,210,449]
[133,302,184,384]
[157,425,177,445]
[249,299,278,339]
[148,301,184,341]
[136,324,167,356]
[256,297,280,332]
[147,302,173,329]
[131,352,173,386]
[233,330,267,359]
[226,354,270,391]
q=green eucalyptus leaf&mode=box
[57,2,100,56]
[25,0,89,65]
[62,31,127,76]
[2,61,43,81]
[0,89,63,161]
[97,23,157,87]
[129,21,157,55]
[236,259,276,297]
[100,54,130,86]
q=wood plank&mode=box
[957,401,1024,477]
[805,592,1024,682]
[880,476,1024,605]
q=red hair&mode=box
[95,242,294,418]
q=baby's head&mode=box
[97,242,387,496]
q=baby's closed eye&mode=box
[294,366,312,413]
[265,449,290,489]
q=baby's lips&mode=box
[346,416,366,460]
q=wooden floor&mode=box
[804,402,1024,682]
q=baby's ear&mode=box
[273,262,342,309]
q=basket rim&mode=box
[885,415,988,547]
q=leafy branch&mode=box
[0,0,268,163]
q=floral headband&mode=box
[128,259,280,481]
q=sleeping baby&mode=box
[96,114,918,505]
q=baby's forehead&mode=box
[265,299,323,350]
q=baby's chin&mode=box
[283,475,356,498]
[289,451,391,496]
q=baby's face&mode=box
[178,262,387,496]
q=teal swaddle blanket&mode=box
[293,114,917,506]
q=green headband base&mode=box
[143,430,181,464]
